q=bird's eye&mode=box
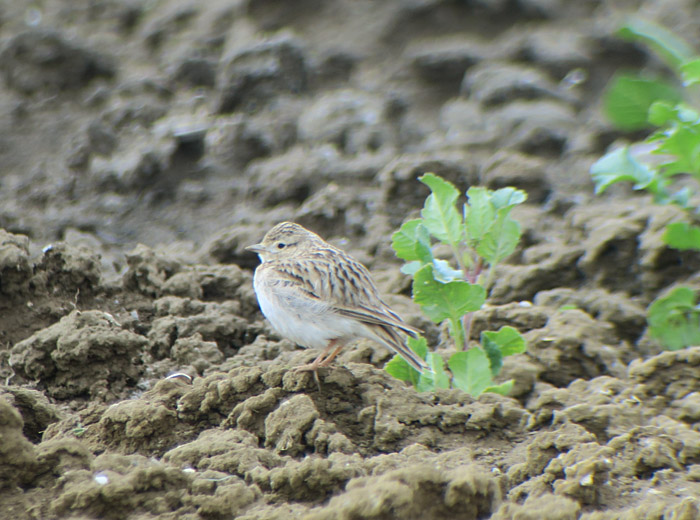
[277,243,286,249]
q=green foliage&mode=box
[617,17,695,70]
[387,325,524,396]
[591,18,700,351]
[386,173,527,396]
[603,75,681,131]
[648,287,700,350]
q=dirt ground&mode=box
[2,0,700,518]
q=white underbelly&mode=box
[254,273,362,349]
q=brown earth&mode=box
[1,0,700,518]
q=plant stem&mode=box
[461,313,473,350]
[461,258,483,350]
[450,242,469,279]
[450,317,465,351]
[484,262,497,294]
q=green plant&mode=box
[385,173,527,395]
[648,287,700,350]
[590,18,700,349]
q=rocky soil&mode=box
[2,0,700,518]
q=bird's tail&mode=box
[373,325,431,373]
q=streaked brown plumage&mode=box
[246,222,429,374]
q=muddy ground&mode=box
[1,0,700,518]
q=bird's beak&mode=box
[245,243,266,254]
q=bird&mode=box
[246,222,430,376]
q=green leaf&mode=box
[415,352,449,392]
[559,304,579,311]
[489,187,527,210]
[385,336,428,386]
[490,326,527,356]
[482,335,503,377]
[476,211,521,264]
[413,264,486,323]
[662,222,700,251]
[648,101,679,126]
[589,146,657,194]
[481,326,527,376]
[654,122,700,176]
[432,259,463,283]
[407,335,429,358]
[465,187,495,246]
[392,219,433,264]
[603,74,681,131]
[384,355,413,382]
[400,261,422,275]
[448,348,493,396]
[419,173,463,245]
[484,380,514,396]
[648,287,700,350]
[681,58,700,86]
[619,18,695,70]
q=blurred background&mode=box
[0,0,687,272]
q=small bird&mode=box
[246,222,430,376]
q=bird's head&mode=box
[246,222,321,262]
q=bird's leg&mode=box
[294,339,341,389]
[317,342,345,367]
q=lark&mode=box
[246,222,430,375]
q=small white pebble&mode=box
[579,473,594,486]
[518,301,533,307]
[94,473,109,485]
[165,373,193,384]
[42,244,53,253]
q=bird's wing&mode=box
[260,261,324,302]
[270,255,421,336]
[333,305,421,337]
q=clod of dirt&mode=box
[148,296,251,361]
[48,452,193,520]
[496,100,575,156]
[246,144,342,207]
[376,150,480,225]
[435,99,502,148]
[628,346,700,403]
[0,229,32,297]
[35,243,102,296]
[216,33,308,113]
[207,111,298,168]
[161,263,255,310]
[305,464,500,520]
[525,309,624,386]
[519,27,592,77]
[9,310,147,400]
[0,29,115,94]
[0,386,61,443]
[0,397,38,490]
[171,333,224,375]
[492,493,581,520]
[171,55,217,88]
[122,244,182,297]
[297,89,393,154]
[489,243,584,303]
[406,36,484,86]
[482,151,552,203]
[462,61,564,106]
[534,288,647,345]
[264,394,319,455]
